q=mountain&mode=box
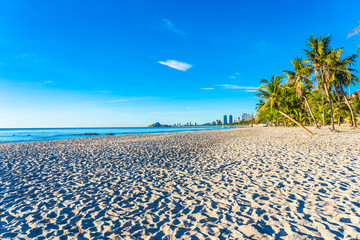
[148,122,171,127]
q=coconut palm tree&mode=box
[255,99,268,124]
[327,48,359,128]
[303,35,337,131]
[255,99,265,112]
[293,108,309,125]
[282,57,319,128]
[352,93,360,115]
[348,24,360,38]
[256,75,315,136]
[307,89,324,125]
[329,88,348,126]
[348,24,360,54]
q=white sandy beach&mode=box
[0,127,359,239]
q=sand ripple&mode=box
[0,127,359,239]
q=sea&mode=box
[0,126,236,144]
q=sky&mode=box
[0,0,360,127]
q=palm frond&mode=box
[348,25,360,38]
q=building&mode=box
[216,120,221,125]
[223,115,228,124]
[229,115,233,124]
[242,113,254,122]
[347,90,360,99]
[234,117,241,123]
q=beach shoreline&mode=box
[1,127,359,239]
[0,126,236,144]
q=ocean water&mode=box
[0,126,236,144]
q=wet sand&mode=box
[0,127,359,239]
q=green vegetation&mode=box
[255,35,360,136]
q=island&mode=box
[148,122,171,127]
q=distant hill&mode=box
[148,122,171,127]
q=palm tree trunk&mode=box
[322,95,325,126]
[340,86,357,128]
[323,85,336,131]
[315,71,325,126]
[275,107,315,136]
[304,95,319,128]
[319,68,336,131]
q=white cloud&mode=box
[15,54,39,62]
[158,60,192,71]
[95,90,112,94]
[217,84,258,90]
[200,88,214,90]
[163,19,188,37]
[110,99,129,102]
[110,97,156,103]
[9,80,54,87]
[230,72,241,79]
[150,111,190,115]
[245,89,258,92]
[150,109,211,115]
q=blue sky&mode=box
[0,0,359,127]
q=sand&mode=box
[0,127,359,239]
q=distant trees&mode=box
[255,35,359,134]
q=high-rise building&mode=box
[223,115,228,124]
[242,113,254,122]
[229,115,233,124]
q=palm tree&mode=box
[303,35,336,131]
[307,89,324,125]
[282,57,319,128]
[293,108,309,125]
[255,99,265,112]
[330,88,348,126]
[327,48,359,128]
[255,99,268,124]
[348,25,360,38]
[256,75,315,136]
[348,24,360,54]
[352,93,360,116]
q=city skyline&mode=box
[172,112,253,126]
